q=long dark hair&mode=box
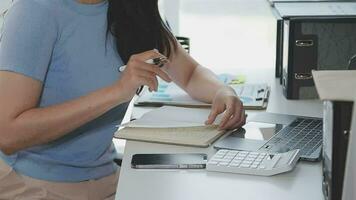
[107,0,177,64]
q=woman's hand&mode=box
[205,86,246,130]
[115,50,172,102]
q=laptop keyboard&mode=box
[259,118,323,161]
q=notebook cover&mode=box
[115,125,226,148]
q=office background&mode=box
[1,0,276,75]
[0,1,354,199]
[179,0,275,74]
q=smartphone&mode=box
[131,153,207,169]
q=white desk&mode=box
[115,67,324,200]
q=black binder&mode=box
[322,101,354,200]
[273,2,356,99]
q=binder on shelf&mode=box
[272,2,356,99]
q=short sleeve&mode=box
[0,1,57,82]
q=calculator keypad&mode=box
[209,150,268,169]
[206,149,301,176]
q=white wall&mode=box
[179,0,276,74]
[160,0,180,35]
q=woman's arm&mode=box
[0,50,170,155]
[163,45,223,102]
[0,71,126,155]
[163,44,245,130]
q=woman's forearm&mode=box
[1,84,126,155]
[185,65,234,103]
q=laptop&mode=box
[214,113,322,161]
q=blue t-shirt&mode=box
[0,0,128,182]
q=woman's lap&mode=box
[0,159,119,200]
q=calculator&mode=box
[206,149,300,176]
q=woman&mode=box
[0,0,245,199]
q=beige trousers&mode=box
[0,160,119,200]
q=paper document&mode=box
[123,106,223,128]
[312,70,356,101]
[135,77,269,110]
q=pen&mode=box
[118,57,167,72]
[119,57,168,95]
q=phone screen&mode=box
[131,154,207,169]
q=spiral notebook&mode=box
[115,106,226,147]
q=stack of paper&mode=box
[135,77,269,110]
[115,106,226,147]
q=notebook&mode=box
[135,78,269,110]
[115,106,226,147]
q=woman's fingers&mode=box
[217,98,245,130]
[137,75,157,92]
[133,69,159,91]
[137,63,171,83]
[123,49,172,96]
[127,50,171,83]
[205,103,225,125]
[221,107,245,130]
[131,49,165,62]
[218,103,236,130]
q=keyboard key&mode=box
[219,162,229,166]
[251,164,258,168]
[253,162,261,166]
[242,161,252,165]
[235,157,244,161]
[216,153,226,158]
[247,155,258,159]
[249,152,259,156]
[222,158,232,162]
[227,151,238,156]
[257,156,265,160]
[232,161,242,165]
[240,164,250,168]
[209,161,218,165]
[239,151,248,155]
[212,158,226,162]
